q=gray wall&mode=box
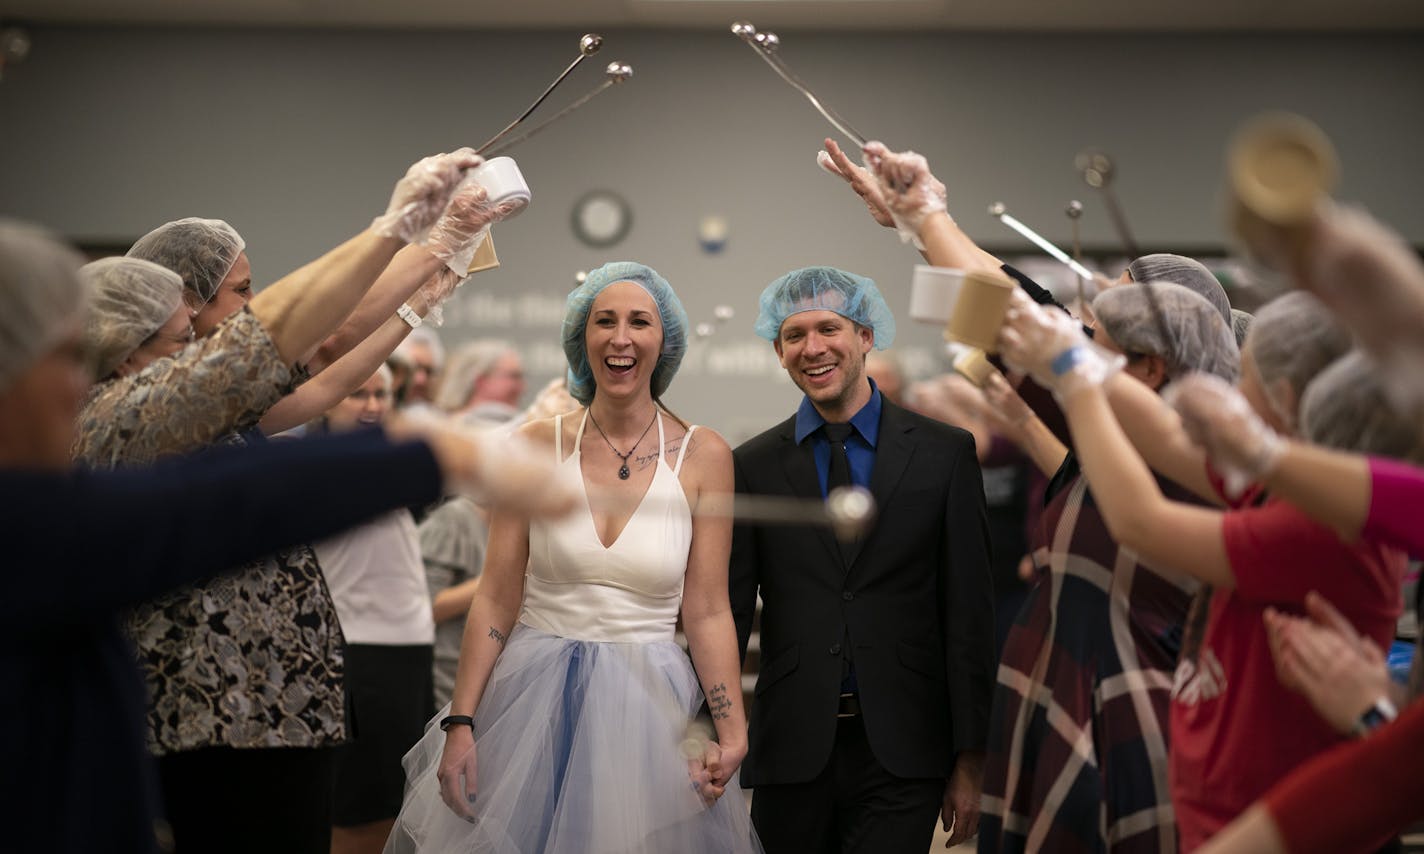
[2,26,1421,440]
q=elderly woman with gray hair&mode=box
[434,338,526,429]
[69,151,529,853]
[0,220,574,854]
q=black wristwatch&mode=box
[439,714,475,732]
[1350,697,1397,738]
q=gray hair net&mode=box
[755,266,895,348]
[562,262,688,406]
[127,217,245,307]
[1092,281,1240,383]
[435,339,519,413]
[0,220,86,392]
[80,257,185,380]
[1245,291,1352,427]
[1301,351,1424,462]
[1127,253,1232,326]
[1230,309,1254,349]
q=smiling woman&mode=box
[387,261,763,853]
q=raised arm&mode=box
[304,184,520,373]
[248,149,480,367]
[997,294,1237,588]
[258,268,462,435]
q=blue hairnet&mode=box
[754,266,895,349]
[562,262,687,406]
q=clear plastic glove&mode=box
[1164,372,1285,499]
[437,728,479,821]
[390,414,578,518]
[861,140,950,249]
[371,148,483,244]
[818,138,895,228]
[1264,591,1393,735]
[425,179,525,277]
[997,290,1122,401]
[408,268,466,328]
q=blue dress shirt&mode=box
[794,378,882,497]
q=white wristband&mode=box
[396,302,423,329]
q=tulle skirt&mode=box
[385,624,762,853]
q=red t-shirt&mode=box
[1168,495,1405,851]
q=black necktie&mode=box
[823,423,853,495]
[824,423,859,694]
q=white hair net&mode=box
[0,220,86,392]
[1126,253,1232,326]
[1301,351,1424,462]
[1246,291,1352,425]
[127,217,245,307]
[80,257,185,379]
[1092,281,1240,383]
[562,261,687,406]
[1230,308,1254,349]
[755,266,895,348]
[435,339,519,413]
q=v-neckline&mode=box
[571,410,664,551]
[577,456,663,551]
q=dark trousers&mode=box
[157,744,335,854]
[750,714,944,854]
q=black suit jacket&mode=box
[729,399,995,785]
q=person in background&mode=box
[864,349,906,406]
[308,365,436,854]
[391,326,446,411]
[0,219,573,854]
[434,339,526,430]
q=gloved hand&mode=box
[818,138,895,228]
[997,290,1122,402]
[425,178,525,277]
[408,268,466,328]
[1164,372,1285,499]
[371,148,483,243]
[861,141,949,249]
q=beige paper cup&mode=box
[1227,112,1337,269]
[952,348,995,387]
[947,270,1016,351]
[909,265,965,324]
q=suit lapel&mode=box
[777,418,846,570]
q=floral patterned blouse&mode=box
[73,308,348,755]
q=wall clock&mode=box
[571,190,632,247]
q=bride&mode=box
[386,262,762,853]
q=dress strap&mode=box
[572,408,590,456]
[654,410,667,463]
[673,425,698,476]
[555,413,563,461]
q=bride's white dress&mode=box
[386,412,762,853]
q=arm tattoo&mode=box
[708,682,733,721]
[487,626,507,647]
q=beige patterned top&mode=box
[73,308,349,755]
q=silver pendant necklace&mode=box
[588,409,657,480]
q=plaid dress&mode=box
[979,470,1198,854]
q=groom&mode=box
[729,266,995,852]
